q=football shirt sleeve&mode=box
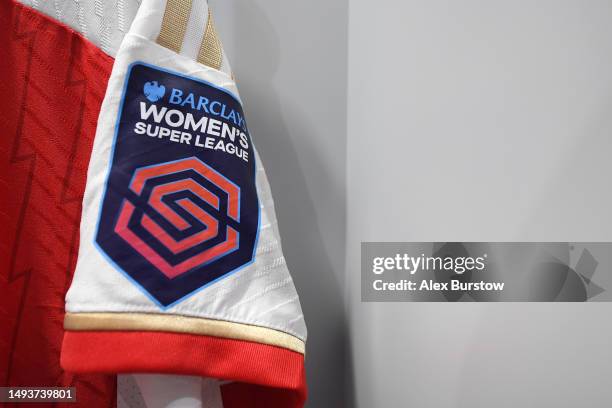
[60,0,307,406]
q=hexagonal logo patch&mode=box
[95,63,259,308]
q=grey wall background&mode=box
[347,0,612,407]
[217,0,612,407]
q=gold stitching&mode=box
[157,0,192,53]
[197,10,223,70]
[64,312,305,354]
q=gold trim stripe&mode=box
[64,312,305,354]
[197,11,223,70]
[156,0,192,53]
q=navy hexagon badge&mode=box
[95,63,259,308]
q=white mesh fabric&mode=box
[18,0,232,75]
[18,0,141,56]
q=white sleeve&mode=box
[60,1,307,406]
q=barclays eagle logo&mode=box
[143,81,166,102]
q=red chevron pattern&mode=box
[0,1,115,406]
